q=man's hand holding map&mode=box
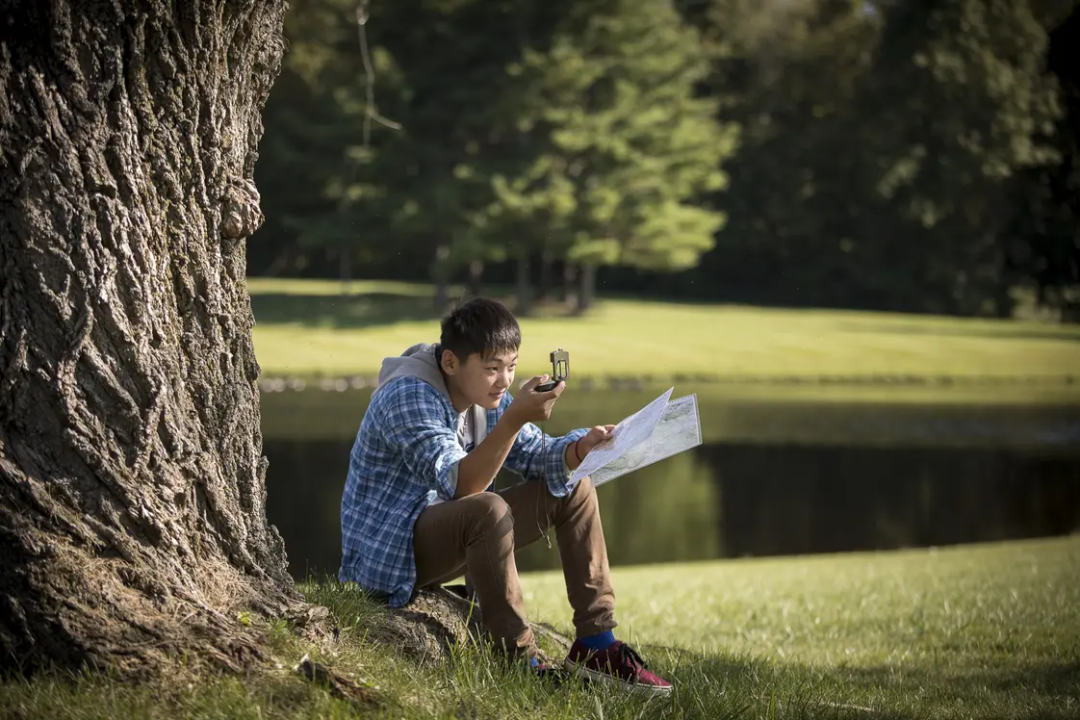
[571,388,703,487]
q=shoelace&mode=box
[616,642,648,673]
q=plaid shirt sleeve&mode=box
[496,392,589,497]
[380,379,466,501]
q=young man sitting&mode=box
[339,297,672,694]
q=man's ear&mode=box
[441,349,459,375]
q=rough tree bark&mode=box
[0,0,297,676]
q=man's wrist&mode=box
[573,438,584,463]
[499,404,527,430]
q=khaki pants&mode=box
[413,477,616,654]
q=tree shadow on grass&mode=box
[250,292,442,329]
[250,288,597,329]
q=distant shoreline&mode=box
[256,371,1079,392]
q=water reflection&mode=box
[262,389,1080,581]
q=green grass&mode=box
[246,278,1080,382]
[5,536,1078,719]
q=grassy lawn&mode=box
[5,536,1077,719]
[246,278,1080,383]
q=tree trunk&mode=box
[516,250,532,316]
[537,249,553,302]
[432,243,451,310]
[339,246,352,298]
[0,0,297,677]
[563,263,579,310]
[575,264,597,314]
[466,259,484,298]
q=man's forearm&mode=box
[564,438,583,471]
[453,412,525,498]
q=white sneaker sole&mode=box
[563,662,673,697]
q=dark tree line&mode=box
[252,0,1080,318]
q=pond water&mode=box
[261,384,1080,581]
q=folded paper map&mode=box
[570,388,703,487]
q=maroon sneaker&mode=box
[563,640,673,696]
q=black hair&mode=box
[438,297,521,365]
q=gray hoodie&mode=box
[373,341,490,457]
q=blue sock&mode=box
[578,630,616,650]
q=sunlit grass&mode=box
[5,536,1078,719]
[246,278,1080,382]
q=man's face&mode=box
[443,348,518,410]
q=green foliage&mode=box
[477,0,734,273]
[251,0,1080,319]
[255,0,733,286]
[851,0,1062,312]
[677,0,1069,315]
[1007,8,1080,311]
[256,0,364,252]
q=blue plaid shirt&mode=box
[339,376,588,607]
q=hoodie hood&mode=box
[373,342,490,446]
[375,342,447,396]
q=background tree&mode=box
[254,0,407,290]
[0,0,296,674]
[357,0,581,311]
[1008,5,1080,318]
[848,0,1062,315]
[479,0,734,312]
[673,0,881,308]
[250,0,1080,321]
[666,0,1065,316]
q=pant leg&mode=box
[412,493,535,653]
[498,477,617,638]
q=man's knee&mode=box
[465,492,514,539]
